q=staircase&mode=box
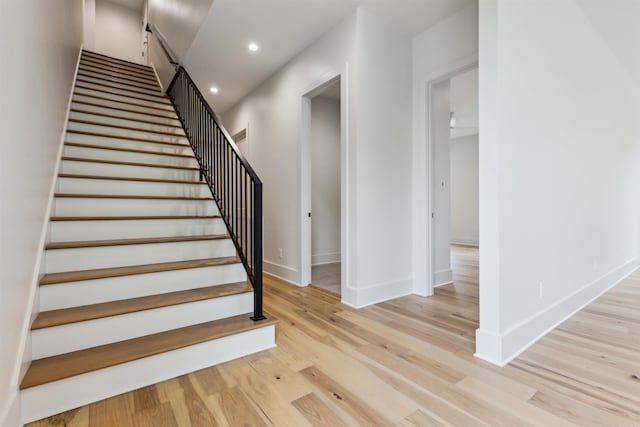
[20,50,276,424]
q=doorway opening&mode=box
[301,76,342,296]
[429,66,479,300]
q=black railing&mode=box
[168,69,265,321]
[148,26,264,321]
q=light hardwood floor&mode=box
[28,246,640,426]
[311,263,341,295]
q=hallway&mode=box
[28,246,640,426]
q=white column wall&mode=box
[0,2,83,425]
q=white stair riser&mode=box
[63,146,198,168]
[39,263,246,310]
[76,82,170,105]
[69,111,185,135]
[57,177,209,197]
[77,75,161,96]
[32,292,254,358]
[50,218,226,241]
[22,325,275,424]
[45,239,235,272]
[72,97,179,120]
[65,134,192,156]
[53,197,217,216]
[78,66,159,86]
[75,87,172,110]
[68,122,188,144]
[60,159,200,181]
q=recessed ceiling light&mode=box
[248,42,259,52]
[210,86,219,94]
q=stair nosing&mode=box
[39,256,241,286]
[78,65,159,85]
[61,156,199,170]
[69,108,182,129]
[77,71,160,91]
[68,118,186,137]
[73,92,175,113]
[20,313,276,389]
[71,100,180,119]
[45,234,229,250]
[54,193,213,201]
[31,282,252,330]
[64,142,193,159]
[79,58,156,77]
[82,50,154,72]
[58,173,205,185]
[66,130,187,147]
[75,85,171,106]
[76,78,165,100]
[50,215,221,221]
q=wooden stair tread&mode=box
[68,118,186,137]
[78,65,158,84]
[79,60,156,78]
[39,256,240,285]
[54,193,212,200]
[58,173,205,185]
[22,314,275,389]
[72,94,178,114]
[66,130,187,147]
[65,142,193,158]
[69,108,182,128]
[75,85,171,105]
[82,50,154,71]
[50,215,221,221]
[32,282,252,330]
[61,156,199,170]
[76,77,164,99]
[46,234,228,250]
[77,72,160,91]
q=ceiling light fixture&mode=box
[248,42,259,52]
[210,86,219,94]
[449,112,457,129]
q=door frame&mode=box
[300,71,347,294]
[425,61,478,296]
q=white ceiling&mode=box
[450,67,478,140]
[183,0,474,113]
[106,0,144,12]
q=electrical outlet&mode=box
[278,248,283,259]
[539,281,544,298]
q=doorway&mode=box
[429,66,479,293]
[301,76,342,295]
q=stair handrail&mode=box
[147,24,265,321]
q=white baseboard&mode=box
[434,269,453,287]
[475,256,640,366]
[264,260,301,286]
[312,252,341,266]
[342,277,413,309]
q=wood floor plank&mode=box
[28,247,640,427]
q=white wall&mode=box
[476,0,640,366]
[220,13,357,290]
[221,7,413,307]
[83,0,96,50]
[148,0,213,62]
[0,2,83,425]
[411,3,479,296]
[94,0,144,63]
[431,80,452,286]
[450,134,479,246]
[311,96,341,266]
